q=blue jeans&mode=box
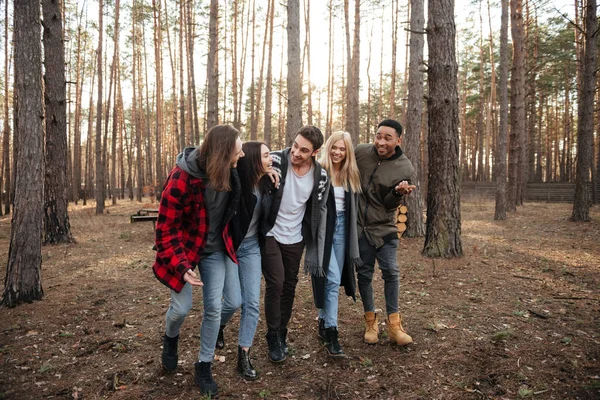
[164,250,238,363]
[220,235,262,348]
[356,236,400,315]
[319,212,346,328]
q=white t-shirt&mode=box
[334,185,345,212]
[267,159,314,244]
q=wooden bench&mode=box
[130,209,159,224]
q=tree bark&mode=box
[423,0,462,258]
[42,0,74,244]
[286,0,302,145]
[95,0,105,214]
[494,0,509,220]
[153,0,163,194]
[264,0,275,147]
[207,0,219,130]
[3,0,45,307]
[404,0,426,237]
[2,0,11,215]
[571,0,597,221]
[507,0,525,211]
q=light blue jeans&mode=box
[319,212,346,328]
[164,250,238,363]
[220,235,262,348]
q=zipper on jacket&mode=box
[362,160,381,231]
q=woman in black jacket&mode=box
[217,141,275,380]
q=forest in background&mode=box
[0,0,596,209]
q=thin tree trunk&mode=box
[153,0,163,194]
[571,0,597,221]
[507,0,525,211]
[186,0,200,142]
[495,0,509,220]
[304,0,313,126]
[95,0,105,214]
[111,0,121,205]
[389,0,399,118]
[3,0,45,306]
[264,0,275,147]
[2,0,11,215]
[207,0,219,130]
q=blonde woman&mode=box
[305,131,362,357]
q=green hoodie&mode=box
[355,143,414,248]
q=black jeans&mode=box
[261,236,305,331]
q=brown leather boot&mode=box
[386,313,413,345]
[363,312,379,344]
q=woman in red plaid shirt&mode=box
[153,124,244,398]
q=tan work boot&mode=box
[386,313,413,345]
[363,312,379,344]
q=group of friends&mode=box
[152,119,417,397]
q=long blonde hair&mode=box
[319,131,362,193]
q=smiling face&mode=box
[374,125,402,159]
[330,139,347,166]
[260,144,273,175]
[230,137,245,168]
[290,134,318,167]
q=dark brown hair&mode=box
[237,141,271,205]
[197,125,240,191]
[295,125,324,152]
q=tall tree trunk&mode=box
[264,0,275,147]
[423,0,462,257]
[507,0,525,211]
[495,0,509,220]
[153,0,163,194]
[42,0,74,244]
[111,0,121,205]
[326,0,334,136]
[178,0,186,148]
[232,0,240,129]
[487,0,498,182]
[95,0,105,214]
[207,0,219,130]
[2,0,11,215]
[304,0,313,126]
[344,0,360,143]
[3,0,45,306]
[389,0,399,118]
[249,0,256,139]
[404,0,426,237]
[286,0,302,145]
[571,0,597,221]
[186,0,200,142]
[133,1,143,202]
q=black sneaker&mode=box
[324,327,345,358]
[161,334,179,371]
[266,329,285,362]
[194,361,218,397]
[318,318,326,342]
[216,325,225,350]
[280,327,289,356]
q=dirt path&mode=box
[1,200,599,399]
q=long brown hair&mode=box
[197,125,240,191]
[237,141,272,205]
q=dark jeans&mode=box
[261,236,305,331]
[356,235,400,315]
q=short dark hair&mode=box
[295,125,324,152]
[377,119,403,137]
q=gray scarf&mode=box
[304,185,363,277]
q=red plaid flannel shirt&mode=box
[152,166,238,293]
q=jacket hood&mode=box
[176,147,207,179]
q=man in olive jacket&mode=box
[355,119,416,346]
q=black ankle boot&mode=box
[194,361,218,396]
[216,325,225,350]
[161,334,179,371]
[237,346,258,380]
[266,329,285,362]
[324,327,345,358]
[318,318,326,342]
[280,327,289,356]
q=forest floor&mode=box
[0,199,599,400]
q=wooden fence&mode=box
[461,182,599,203]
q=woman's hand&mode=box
[183,269,203,287]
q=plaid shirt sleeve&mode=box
[153,167,206,292]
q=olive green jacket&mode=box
[355,143,414,248]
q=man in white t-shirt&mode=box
[261,126,328,362]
